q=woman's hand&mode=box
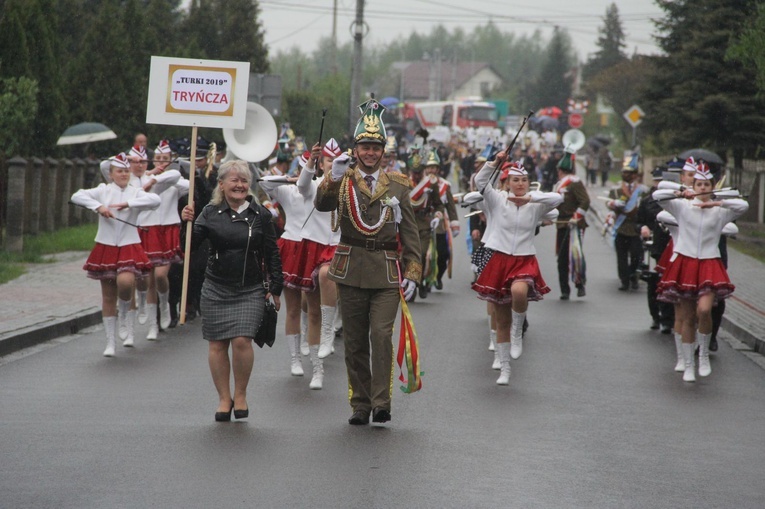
[493,150,508,167]
[507,194,531,206]
[266,293,281,311]
[109,202,129,210]
[694,200,722,209]
[311,142,322,163]
[96,205,114,218]
[680,189,695,200]
[143,178,157,192]
[181,204,194,222]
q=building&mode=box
[394,61,504,102]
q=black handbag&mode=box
[254,296,277,348]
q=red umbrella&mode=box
[537,106,563,119]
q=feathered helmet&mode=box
[424,149,441,168]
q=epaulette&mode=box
[387,171,411,188]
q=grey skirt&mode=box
[200,279,266,341]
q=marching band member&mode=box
[424,154,460,291]
[71,153,160,356]
[472,152,563,385]
[410,149,444,299]
[137,140,189,340]
[653,161,748,382]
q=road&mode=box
[2,222,764,508]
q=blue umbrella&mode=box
[380,97,400,108]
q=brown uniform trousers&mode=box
[315,168,422,414]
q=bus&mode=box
[402,100,499,131]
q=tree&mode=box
[532,27,575,109]
[0,76,38,157]
[583,3,627,80]
[216,0,269,73]
[727,3,765,94]
[642,0,765,164]
[0,1,32,79]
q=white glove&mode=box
[400,279,416,301]
[331,153,351,181]
[430,217,440,230]
[450,220,460,238]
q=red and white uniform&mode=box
[71,182,160,279]
[131,170,189,265]
[652,188,748,302]
[471,162,563,304]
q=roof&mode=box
[398,61,502,101]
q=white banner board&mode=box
[146,56,250,129]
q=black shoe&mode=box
[372,408,391,423]
[234,407,249,420]
[168,318,179,329]
[560,294,570,300]
[709,336,718,352]
[522,318,529,336]
[618,283,629,292]
[334,326,343,338]
[419,285,428,299]
[577,286,586,297]
[215,400,234,422]
[650,320,660,330]
[186,308,197,321]
[435,279,443,290]
[660,324,672,334]
[348,410,370,425]
[631,279,639,290]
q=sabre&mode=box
[69,201,149,231]
[656,188,738,202]
[480,110,534,194]
[303,107,330,228]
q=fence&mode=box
[1,156,101,252]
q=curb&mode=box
[0,308,102,357]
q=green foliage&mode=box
[532,28,576,109]
[642,0,765,163]
[727,3,765,94]
[0,76,39,157]
[283,74,350,145]
[584,3,628,80]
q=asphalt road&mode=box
[2,223,764,508]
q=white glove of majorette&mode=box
[331,153,352,181]
[400,278,417,301]
[430,217,441,230]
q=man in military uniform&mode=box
[554,148,590,299]
[607,155,648,291]
[410,149,444,299]
[424,152,460,290]
[315,99,422,425]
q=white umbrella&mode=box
[56,122,117,145]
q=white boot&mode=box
[492,350,501,370]
[510,310,525,359]
[158,291,171,330]
[103,316,117,357]
[489,329,496,352]
[496,342,511,385]
[123,310,136,347]
[118,299,130,340]
[697,330,712,377]
[309,345,324,390]
[681,342,696,383]
[145,304,158,341]
[318,305,336,359]
[137,290,148,324]
[286,333,304,376]
[673,332,684,372]
[300,310,309,356]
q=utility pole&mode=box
[349,0,365,131]
[331,0,338,75]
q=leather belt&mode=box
[340,236,398,251]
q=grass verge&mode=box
[729,222,765,263]
[0,223,97,284]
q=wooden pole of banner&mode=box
[179,126,198,325]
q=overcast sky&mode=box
[258,0,665,61]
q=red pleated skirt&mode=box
[655,238,674,275]
[657,253,734,303]
[277,238,335,291]
[84,242,152,280]
[139,224,182,266]
[471,251,550,305]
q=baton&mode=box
[656,188,738,202]
[69,201,148,231]
[480,110,534,194]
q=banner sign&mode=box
[146,56,250,129]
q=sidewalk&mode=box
[586,184,765,355]
[0,252,101,356]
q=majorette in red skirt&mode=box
[278,237,336,291]
[84,242,153,280]
[656,252,734,303]
[654,238,673,275]
[139,224,183,266]
[471,251,550,305]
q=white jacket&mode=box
[476,163,563,255]
[71,183,160,246]
[297,167,340,246]
[131,170,189,226]
[657,210,739,238]
[259,179,306,242]
[652,189,748,259]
